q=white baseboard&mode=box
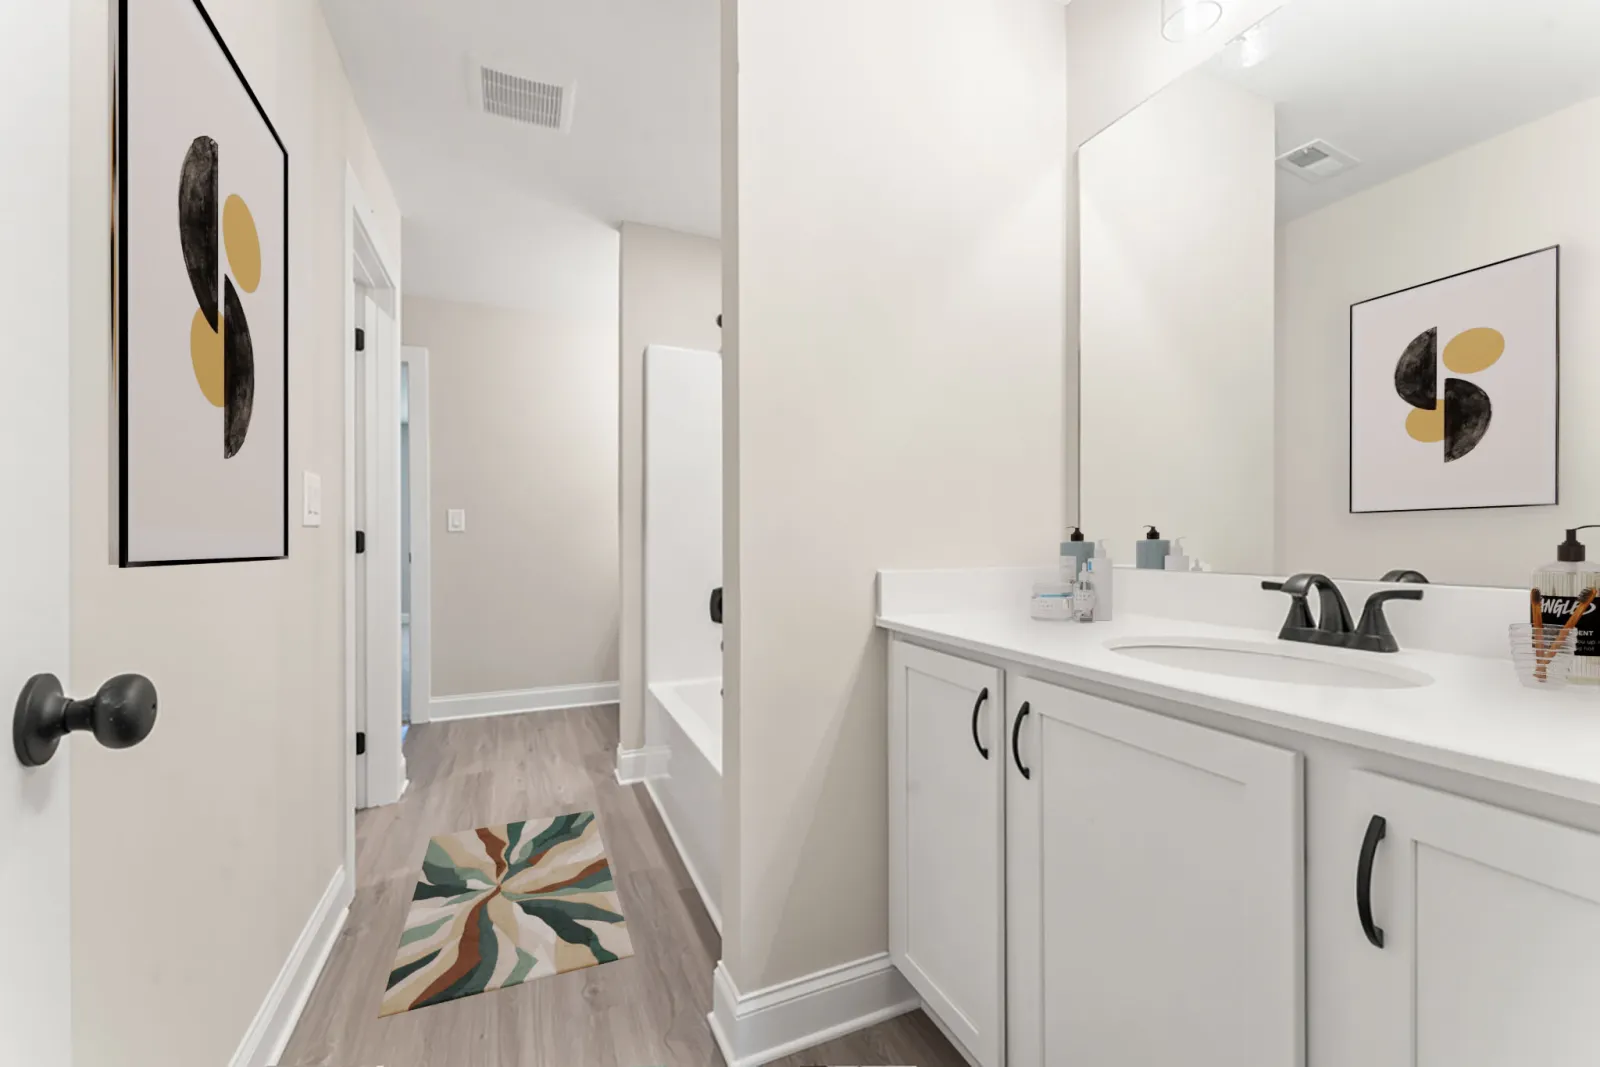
[614,744,670,785]
[708,953,918,1067]
[428,681,620,722]
[230,867,351,1067]
[643,776,722,934]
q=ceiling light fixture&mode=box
[1232,23,1269,68]
[1161,0,1223,42]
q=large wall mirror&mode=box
[1076,0,1599,588]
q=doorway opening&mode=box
[401,345,432,729]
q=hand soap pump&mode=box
[1090,540,1115,621]
[1164,537,1191,572]
[1137,525,1171,570]
[1060,527,1094,581]
[1535,525,1600,683]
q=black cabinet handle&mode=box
[970,687,990,760]
[1357,814,1387,948]
[1012,701,1031,779]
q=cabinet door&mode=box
[888,640,1005,1067]
[1343,772,1600,1067]
[1007,676,1303,1067]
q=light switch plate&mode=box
[447,508,466,533]
[302,471,322,527]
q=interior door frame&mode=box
[400,345,433,725]
[343,166,405,852]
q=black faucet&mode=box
[1262,574,1422,653]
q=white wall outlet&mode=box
[447,508,466,533]
[302,471,323,527]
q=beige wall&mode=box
[618,222,723,751]
[67,0,401,1064]
[722,0,1067,991]
[1279,97,1600,587]
[407,293,622,697]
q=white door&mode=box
[2,4,74,1063]
[1344,772,1600,1067]
[887,640,1005,1067]
[1010,677,1303,1067]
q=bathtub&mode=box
[644,676,722,931]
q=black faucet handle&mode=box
[1262,580,1315,631]
[1356,589,1423,652]
[1380,569,1430,584]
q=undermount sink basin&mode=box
[1106,637,1432,690]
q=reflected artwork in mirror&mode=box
[1350,247,1558,514]
[1075,0,1600,588]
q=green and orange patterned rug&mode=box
[380,811,633,1016]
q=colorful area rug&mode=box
[381,811,633,1016]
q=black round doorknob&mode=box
[12,673,158,768]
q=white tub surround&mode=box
[880,567,1600,1067]
[639,345,724,931]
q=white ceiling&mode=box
[322,0,720,312]
[1204,0,1600,221]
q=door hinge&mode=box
[355,327,366,352]
[356,731,367,755]
[355,530,366,554]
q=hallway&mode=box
[280,707,964,1066]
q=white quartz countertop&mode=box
[878,607,1600,806]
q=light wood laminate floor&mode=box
[281,706,966,1067]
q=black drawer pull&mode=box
[1357,814,1387,949]
[1012,701,1031,779]
[970,687,990,760]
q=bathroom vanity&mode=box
[881,568,1600,1067]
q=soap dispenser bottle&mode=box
[1137,526,1171,570]
[1535,525,1600,684]
[1060,527,1094,581]
[1090,540,1115,621]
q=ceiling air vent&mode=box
[1276,139,1360,184]
[471,60,575,133]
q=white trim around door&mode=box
[344,165,406,839]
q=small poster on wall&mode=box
[1349,246,1559,514]
[116,0,288,565]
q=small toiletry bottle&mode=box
[1137,525,1170,570]
[1535,525,1600,684]
[1073,569,1097,622]
[1164,537,1190,572]
[1091,541,1115,621]
[1060,527,1094,581]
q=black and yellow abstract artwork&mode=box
[179,135,259,459]
[1350,246,1558,514]
[117,0,288,566]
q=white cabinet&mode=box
[888,635,1600,1067]
[1335,772,1600,1067]
[888,640,1006,1067]
[1005,675,1304,1067]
